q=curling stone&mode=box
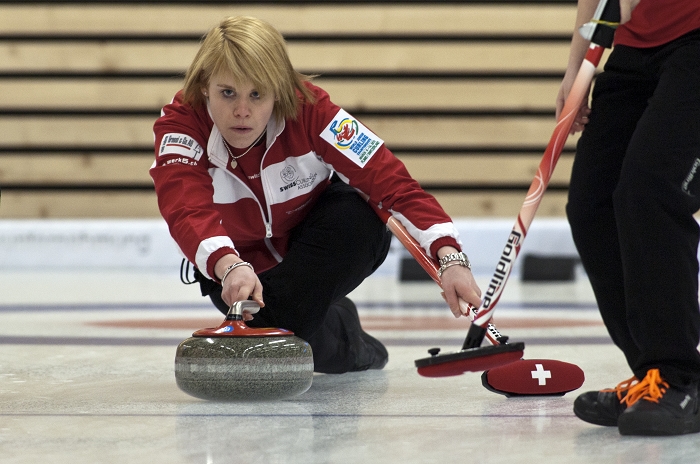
[175,301,314,401]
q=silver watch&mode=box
[437,252,471,277]
[438,252,471,269]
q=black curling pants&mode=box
[566,30,700,387]
[203,179,392,373]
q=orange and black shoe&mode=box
[618,369,700,436]
[573,375,638,426]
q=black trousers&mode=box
[566,30,700,387]
[200,179,392,373]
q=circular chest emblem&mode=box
[280,165,297,183]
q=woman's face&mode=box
[204,71,275,149]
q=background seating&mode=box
[0,0,587,218]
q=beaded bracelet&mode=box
[220,261,254,285]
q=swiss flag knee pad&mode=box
[482,359,585,397]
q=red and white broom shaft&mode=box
[469,44,606,343]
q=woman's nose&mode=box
[233,100,250,118]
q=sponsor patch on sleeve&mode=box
[320,109,384,167]
[158,133,204,161]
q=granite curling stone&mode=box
[175,301,314,401]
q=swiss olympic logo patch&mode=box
[320,109,383,167]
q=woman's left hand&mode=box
[437,249,482,318]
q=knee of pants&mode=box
[612,164,646,214]
[341,212,390,257]
[566,197,603,239]
[565,195,623,268]
[308,193,390,259]
[332,195,383,232]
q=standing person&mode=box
[557,0,700,435]
[151,16,482,375]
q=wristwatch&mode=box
[437,252,471,277]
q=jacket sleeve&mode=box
[305,86,462,259]
[150,95,237,280]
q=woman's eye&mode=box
[251,91,260,99]
[221,89,234,97]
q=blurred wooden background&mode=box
[0,0,591,219]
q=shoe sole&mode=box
[618,415,700,436]
[360,332,388,370]
[573,409,618,427]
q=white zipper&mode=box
[258,130,285,262]
[208,122,284,261]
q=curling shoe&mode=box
[573,375,638,426]
[617,369,700,436]
[335,297,388,371]
[354,331,388,371]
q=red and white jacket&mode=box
[151,83,462,281]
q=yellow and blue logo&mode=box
[329,118,359,149]
[320,109,384,168]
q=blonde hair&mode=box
[182,16,315,122]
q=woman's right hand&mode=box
[214,255,265,317]
[556,72,591,135]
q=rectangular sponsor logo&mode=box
[158,133,203,161]
[320,109,383,167]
